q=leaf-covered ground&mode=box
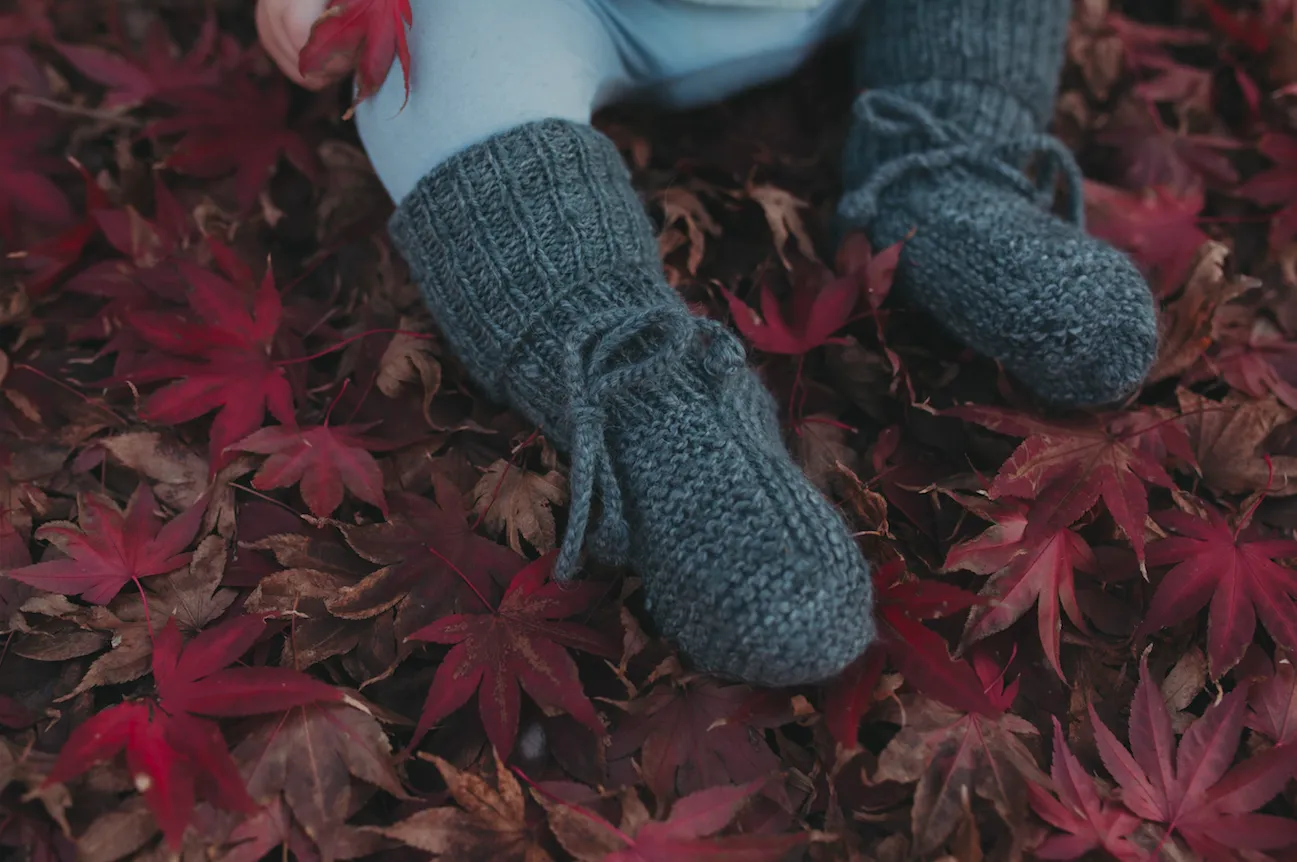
[2,0,1297,859]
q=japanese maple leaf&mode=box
[6,484,203,604]
[1199,0,1272,53]
[233,422,390,519]
[1091,657,1297,861]
[542,779,807,862]
[334,478,525,641]
[1028,717,1144,862]
[299,0,412,108]
[950,405,1192,562]
[1197,317,1297,410]
[945,498,1097,680]
[55,16,225,110]
[1084,181,1208,296]
[1138,506,1297,677]
[408,551,618,755]
[1096,99,1240,192]
[873,652,1045,856]
[0,105,72,243]
[1246,651,1297,745]
[125,259,296,467]
[1237,134,1297,252]
[19,158,119,296]
[146,74,320,210]
[44,615,340,848]
[608,675,787,803]
[722,267,858,356]
[824,560,992,751]
[379,748,549,860]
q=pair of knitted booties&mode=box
[390,0,1158,686]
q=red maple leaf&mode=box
[543,779,807,862]
[1096,101,1240,193]
[1199,0,1273,54]
[1091,657,1297,861]
[299,0,412,108]
[722,268,858,356]
[233,422,390,519]
[1027,716,1144,862]
[146,74,320,210]
[0,105,72,244]
[125,257,297,468]
[18,159,110,296]
[1238,134,1297,253]
[6,484,204,604]
[55,16,227,110]
[949,405,1193,562]
[408,551,618,755]
[1194,316,1297,410]
[945,498,1097,680]
[334,479,527,640]
[44,615,340,847]
[824,560,993,750]
[1246,650,1297,745]
[1084,181,1208,296]
[609,676,787,803]
[1139,507,1297,677]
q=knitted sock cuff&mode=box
[853,0,1070,129]
[388,119,667,400]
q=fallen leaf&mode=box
[1091,656,1297,859]
[408,551,618,755]
[470,460,567,555]
[377,748,551,860]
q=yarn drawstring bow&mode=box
[553,305,745,582]
[837,88,1086,230]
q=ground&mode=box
[1,0,1297,860]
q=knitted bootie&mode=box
[390,120,874,686]
[838,0,1157,406]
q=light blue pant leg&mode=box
[354,0,630,203]
[354,0,866,203]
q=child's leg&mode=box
[357,0,875,686]
[838,0,1158,406]
[353,0,630,203]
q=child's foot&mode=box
[390,120,876,686]
[840,0,1158,406]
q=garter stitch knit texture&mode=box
[389,120,875,686]
[838,0,1158,406]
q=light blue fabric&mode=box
[354,0,866,202]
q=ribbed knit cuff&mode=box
[853,0,1070,131]
[389,120,671,411]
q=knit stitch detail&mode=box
[840,0,1157,406]
[390,119,874,685]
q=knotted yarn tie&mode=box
[553,305,745,583]
[837,89,1086,231]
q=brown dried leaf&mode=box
[75,798,158,862]
[236,701,407,855]
[377,325,442,427]
[147,535,236,631]
[58,622,155,700]
[1177,389,1297,495]
[471,461,567,554]
[795,415,860,494]
[1150,243,1254,382]
[378,749,551,860]
[873,696,1043,856]
[656,186,721,277]
[745,182,819,269]
[99,431,208,510]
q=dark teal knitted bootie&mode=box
[839,0,1157,406]
[390,120,874,686]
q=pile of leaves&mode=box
[3,0,1297,858]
